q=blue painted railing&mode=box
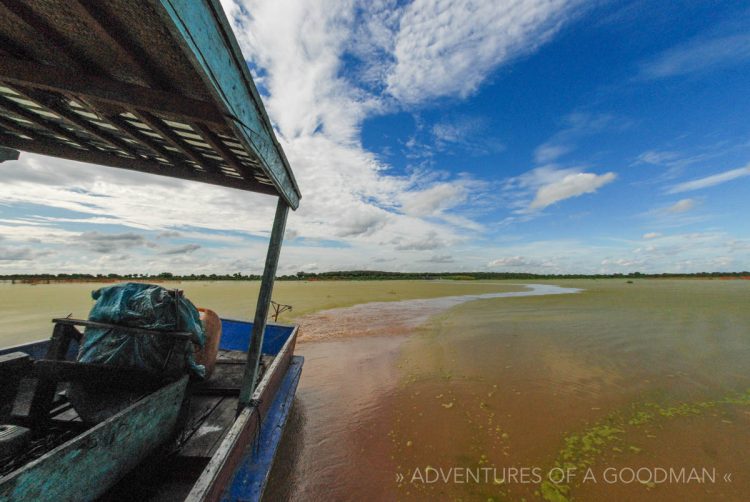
[0,319,295,359]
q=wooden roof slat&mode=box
[194,123,258,181]
[17,88,141,158]
[0,96,86,148]
[0,56,226,127]
[0,115,34,137]
[67,0,167,89]
[132,111,221,175]
[107,113,186,163]
[0,0,95,73]
[0,132,279,196]
[0,0,301,206]
[155,0,300,207]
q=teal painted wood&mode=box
[222,356,303,502]
[156,0,301,209]
[0,376,188,502]
[239,198,289,409]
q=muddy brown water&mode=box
[266,280,750,501]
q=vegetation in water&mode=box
[540,388,750,501]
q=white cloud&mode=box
[217,0,497,251]
[5,0,538,274]
[508,167,616,212]
[0,247,48,261]
[530,172,616,210]
[664,198,696,214]
[400,182,467,217]
[638,32,750,80]
[532,112,619,165]
[386,0,584,103]
[642,232,662,240]
[635,150,681,165]
[534,144,571,163]
[668,165,750,193]
[488,256,540,268]
[421,254,455,264]
[162,244,202,255]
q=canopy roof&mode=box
[0,0,300,208]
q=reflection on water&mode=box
[267,280,750,501]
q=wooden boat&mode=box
[0,0,304,500]
[0,318,301,501]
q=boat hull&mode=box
[0,377,188,502]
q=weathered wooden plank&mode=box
[0,132,279,196]
[32,360,162,391]
[221,356,303,502]
[52,317,196,342]
[185,326,297,502]
[0,376,188,502]
[154,0,301,209]
[239,199,289,409]
[0,352,30,418]
[27,324,75,423]
[0,145,20,162]
[0,0,98,73]
[66,0,169,89]
[0,55,227,126]
[194,123,256,181]
[19,88,140,156]
[132,111,219,173]
[179,397,237,459]
[0,352,30,375]
[0,115,33,137]
[0,96,86,147]
[105,111,182,160]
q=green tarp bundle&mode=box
[77,282,205,378]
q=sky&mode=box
[1,0,750,275]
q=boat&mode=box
[0,0,303,500]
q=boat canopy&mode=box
[0,0,300,209]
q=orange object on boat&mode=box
[196,308,222,379]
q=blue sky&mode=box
[1,0,749,274]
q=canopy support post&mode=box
[238,197,289,413]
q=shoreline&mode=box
[296,284,582,342]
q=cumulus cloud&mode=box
[157,231,182,239]
[386,0,585,103]
[393,231,447,251]
[162,244,202,255]
[5,0,522,273]
[488,256,539,267]
[421,254,455,264]
[0,247,41,261]
[401,182,468,217]
[530,171,616,210]
[668,165,750,193]
[79,232,148,254]
[218,0,495,255]
[642,232,662,240]
[507,167,616,213]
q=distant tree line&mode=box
[2,270,749,283]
